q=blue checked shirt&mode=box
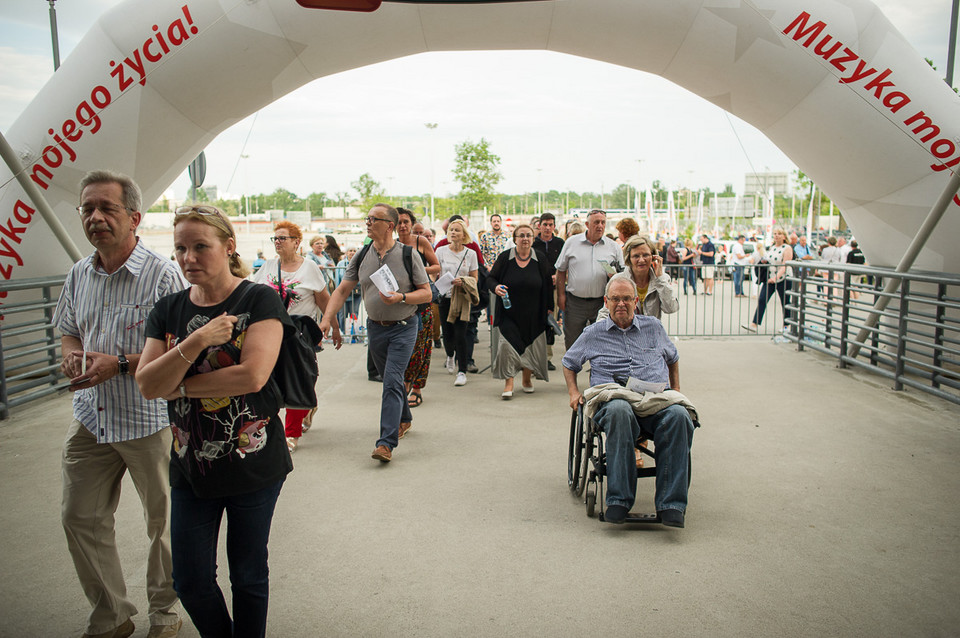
[562,315,678,387]
[53,240,185,443]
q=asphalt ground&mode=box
[1,330,958,637]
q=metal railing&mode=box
[0,276,68,419]
[660,264,787,337]
[782,261,960,406]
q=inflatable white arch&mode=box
[2,0,959,295]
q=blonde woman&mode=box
[598,235,678,320]
[137,205,290,637]
[743,229,793,331]
[435,219,479,386]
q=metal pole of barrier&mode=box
[847,169,960,359]
[0,130,84,263]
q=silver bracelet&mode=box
[176,343,192,364]
[178,382,187,398]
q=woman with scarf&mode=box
[487,224,554,398]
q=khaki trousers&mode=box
[61,420,179,634]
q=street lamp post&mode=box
[48,0,61,70]
[425,123,438,227]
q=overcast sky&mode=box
[1,0,956,202]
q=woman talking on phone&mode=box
[599,235,678,321]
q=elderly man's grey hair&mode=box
[79,170,142,213]
[605,273,636,297]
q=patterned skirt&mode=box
[404,304,434,390]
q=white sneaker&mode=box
[446,356,456,374]
[454,372,467,386]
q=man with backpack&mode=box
[319,204,432,463]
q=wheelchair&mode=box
[567,403,661,524]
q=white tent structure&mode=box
[2,0,959,294]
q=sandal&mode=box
[407,392,423,408]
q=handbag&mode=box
[273,262,322,409]
[235,272,322,410]
[272,313,323,409]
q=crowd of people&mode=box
[55,169,863,637]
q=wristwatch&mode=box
[401,293,407,303]
[117,354,130,376]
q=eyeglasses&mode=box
[76,203,133,218]
[175,205,222,217]
[607,296,636,305]
[271,236,293,243]
[365,216,391,224]
[515,234,534,239]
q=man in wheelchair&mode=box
[562,275,695,527]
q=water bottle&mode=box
[502,289,512,309]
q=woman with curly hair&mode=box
[615,217,640,245]
[396,208,441,412]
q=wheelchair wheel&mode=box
[576,419,594,498]
[567,406,581,490]
[585,478,597,518]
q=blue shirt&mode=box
[562,315,678,387]
[53,240,186,443]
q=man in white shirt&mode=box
[554,209,624,350]
[730,235,749,297]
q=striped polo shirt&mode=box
[562,315,678,387]
[53,239,185,443]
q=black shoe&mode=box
[659,509,685,528]
[547,360,556,371]
[433,339,442,348]
[466,362,479,374]
[473,335,480,344]
[368,374,383,383]
[605,505,629,524]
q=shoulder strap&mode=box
[356,242,373,267]
[229,280,256,315]
[401,243,414,289]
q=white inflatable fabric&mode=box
[2,0,959,296]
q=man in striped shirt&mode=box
[562,275,695,528]
[53,171,184,638]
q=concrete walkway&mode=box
[1,333,958,637]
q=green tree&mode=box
[351,173,384,212]
[211,198,239,217]
[452,138,502,212]
[264,187,300,211]
[306,191,327,218]
[334,191,352,216]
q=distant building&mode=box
[711,197,758,219]
[744,172,790,197]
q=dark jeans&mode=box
[732,266,745,296]
[595,400,694,512]
[683,266,697,294]
[171,480,284,638]
[752,279,791,326]
[367,316,419,448]
[439,297,469,373]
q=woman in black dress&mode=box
[487,224,555,398]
